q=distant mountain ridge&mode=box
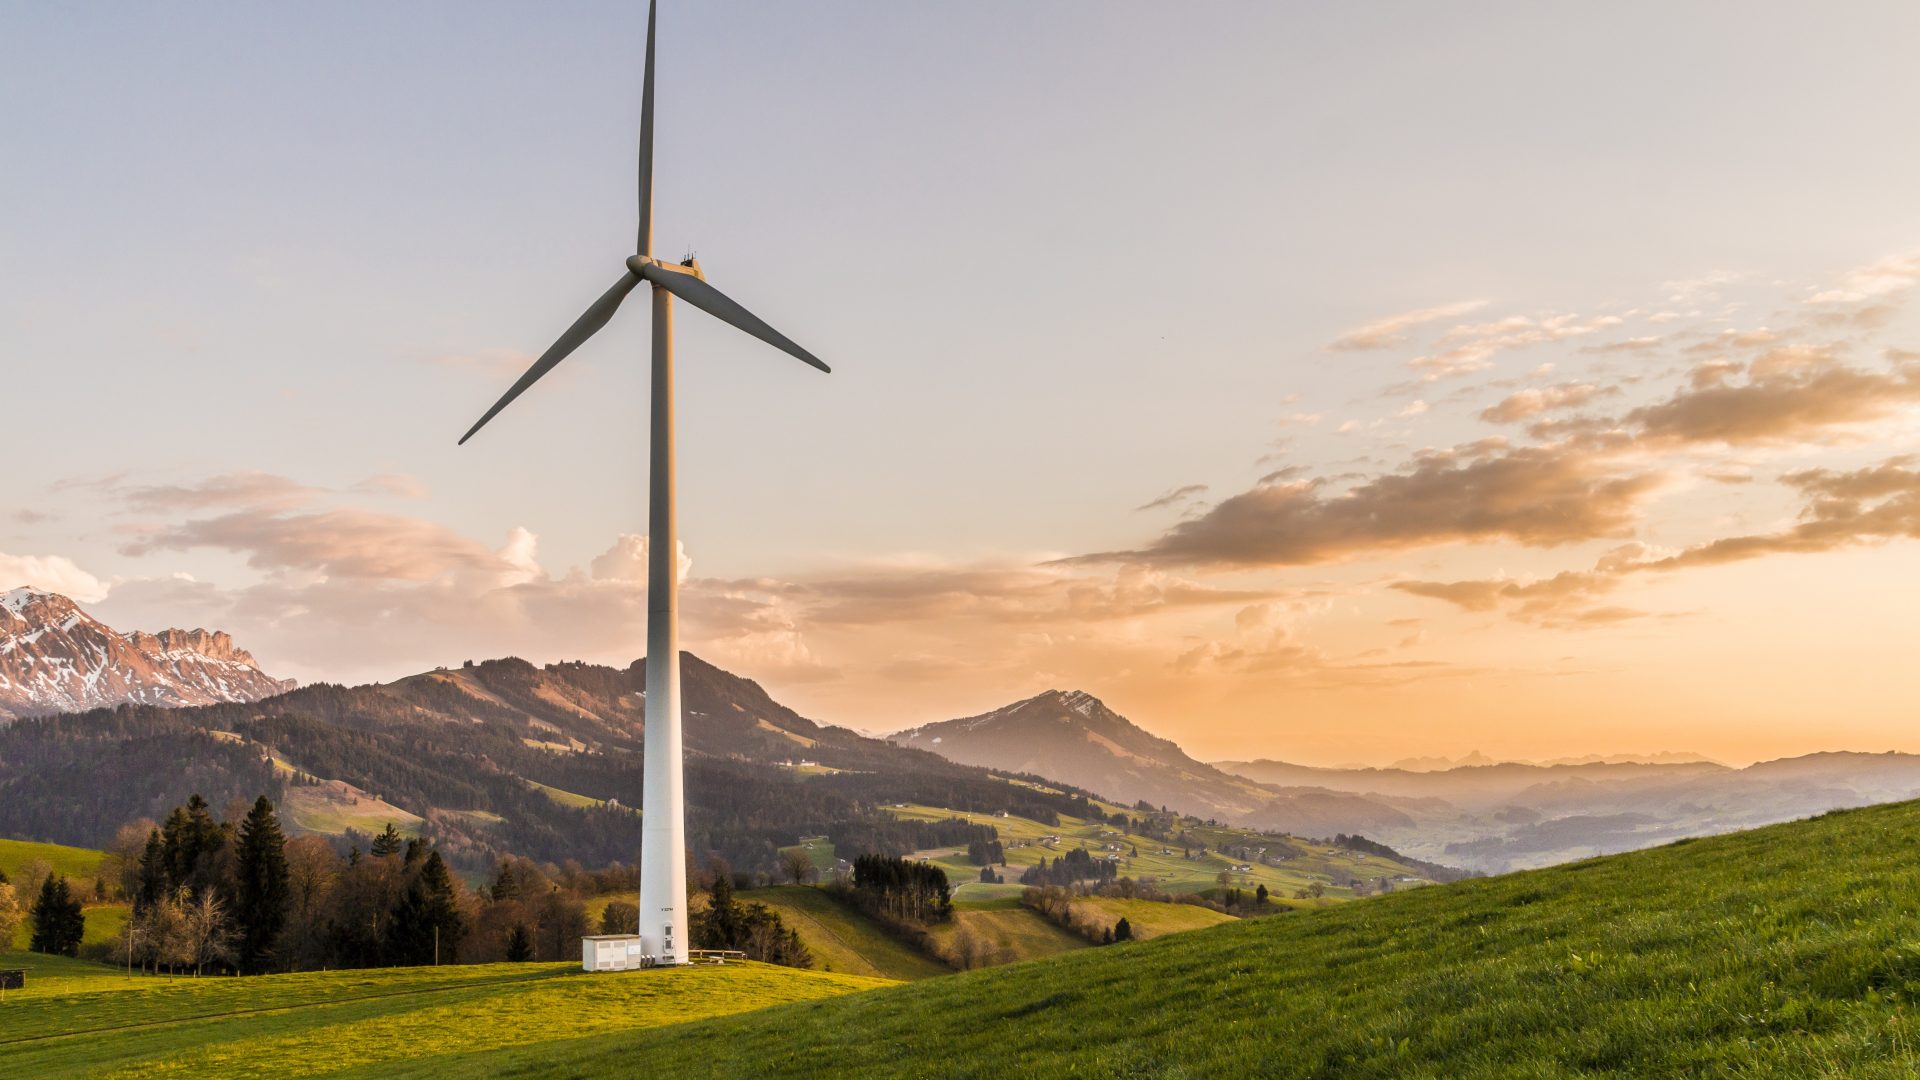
[890,689,1274,819]
[887,689,1423,835]
[1212,751,1920,872]
[0,647,1109,876]
[884,685,1920,874]
[1383,750,1721,772]
[0,588,294,721]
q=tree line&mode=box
[1019,847,1119,887]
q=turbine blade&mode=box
[458,271,642,445]
[637,261,831,373]
[636,0,657,256]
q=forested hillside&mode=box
[0,653,1107,878]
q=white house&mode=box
[583,934,653,972]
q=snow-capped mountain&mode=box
[0,588,294,721]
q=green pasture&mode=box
[461,799,1920,1077]
[0,960,890,1077]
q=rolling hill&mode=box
[16,798,1919,1076]
[0,653,1113,880]
[464,798,1920,1077]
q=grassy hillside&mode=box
[925,895,1087,967]
[1073,895,1237,940]
[1,838,129,958]
[0,960,890,1077]
[743,886,950,981]
[891,797,1431,903]
[454,799,1920,1077]
[0,837,106,881]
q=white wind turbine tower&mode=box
[458,0,831,966]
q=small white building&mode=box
[583,934,654,972]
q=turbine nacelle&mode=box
[626,254,703,280]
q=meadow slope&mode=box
[0,961,890,1077]
[455,799,1920,1078]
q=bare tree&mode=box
[104,819,158,902]
[170,888,238,976]
[18,858,53,906]
[0,882,21,946]
[279,836,340,971]
[779,848,815,886]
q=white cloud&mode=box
[1809,254,1920,304]
[1328,300,1488,351]
[0,552,110,603]
[590,534,692,586]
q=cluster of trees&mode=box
[26,873,86,956]
[1214,883,1278,914]
[124,794,303,974]
[1019,886,1138,946]
[1019,848,1118,887]
[965,838,1006,866]
[690,866,811,967]
[845,855,952,924]
[122,797,465,975]
[829,818,997,864]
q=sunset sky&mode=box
[7,2,1920,766]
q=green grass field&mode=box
[885,800,1423,903]
[0,960,891,1077]
[0,950,149,998]
[778,838,837,873]
[0,837,106,882]
[2,838,129,958]
[925,896,1088,967]
[1073,895,1237,940]
[742,886,950,981]
[448,798,1920,1077]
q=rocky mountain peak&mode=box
[0,588,293,722]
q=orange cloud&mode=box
[1479,383,1613,424]
[1092,441,1659,569]
[1328,300,1488,351]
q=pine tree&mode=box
[1114,917,1133,942]
[386,850,463,965]
[505,923,534,962]
[28,875,59,954]
[29,875,84,956]
[235,795,291,973]
[370,823,403,859]
[1255,883,1269,906]
[705,872,739,947]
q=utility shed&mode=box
[582,934,648,972]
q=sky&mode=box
[6,2,1920,767]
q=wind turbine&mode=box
[457,0,830,967]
